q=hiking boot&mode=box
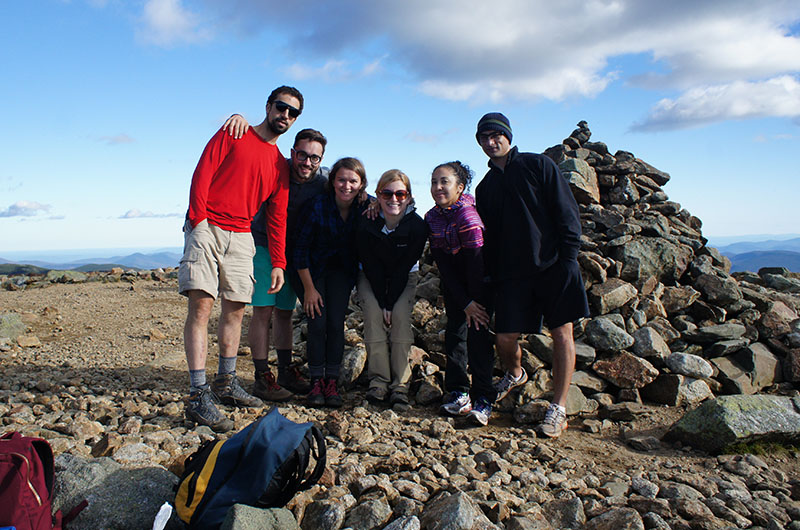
[253,370,293,402]
[468,397,492,426]
[278,365,311,395]
[390,391,409,406]
[211,373,264,408]
[494,368,528,402]
[185,389,234,433]
[538,403,568,438]
[307,378,325,407]
[440,391,472,416]
[323,378,343,408]
[366,386,387,404]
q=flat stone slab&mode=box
[663,394,800,453]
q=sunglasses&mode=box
[379,189,409,201]
[274,100,301,118]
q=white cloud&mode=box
[137,0,210,46]
[633,76,800,131]
[97,134,135,145]
[404,128,459,145]
[136,0,800,126]
[0,201,52,218]
[285,58,384,82]
[120,209,181,219]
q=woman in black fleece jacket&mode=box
[356,169,428,405]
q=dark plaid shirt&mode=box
[293,191,365,281]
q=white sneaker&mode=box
[493,368,528,402]
[440,391,472,416]
[538,403,567,438]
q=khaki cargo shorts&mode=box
[178,219,256,303]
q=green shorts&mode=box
[251,245,297,310]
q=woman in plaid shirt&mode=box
[294,157,369,408]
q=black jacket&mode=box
[475,146,581,282]
[356,207,428,310]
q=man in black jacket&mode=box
[474,113,589,438]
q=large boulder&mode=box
[663,395,800,453]
[52,454,182,530]
[610,237,693,284]
[588,278,637,314]
[584,317,635,352]
[560,158,600,205]
[592,351,659,389]
[0,312,25,340]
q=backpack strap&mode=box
[297,425,326,491]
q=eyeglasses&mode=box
[274,100,301,118]
[292,148,321,165]
[478,131,504,145]
[379,189,409,201]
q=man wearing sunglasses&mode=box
[223,116,333,401]
[474,112,589,439]
[178,85,303,432]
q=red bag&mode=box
[0,432,85,530]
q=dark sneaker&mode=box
[253,370,293,402]
[538,403,568,438]
[278,366,311,395]
[366,386,387,404]
[494,368,528,402]
[323,378,343,408]
[468,397,492,426]
[440,391,472,416]
[185,389,234,433]
[211,373,264,408]
[307,378,325,407]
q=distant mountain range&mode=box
[0,249,182,274]
[2,237,799,275]
[713,237,800,273]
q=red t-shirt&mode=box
[187,127,289,268]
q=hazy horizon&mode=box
[3,234,800,264]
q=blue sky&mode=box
[2,0,799,254]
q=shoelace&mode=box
[324,379,339,397]
[543,405,565,426]
[262,371,281,390]
[310,379,324,395]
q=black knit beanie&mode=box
[475,112,512,143]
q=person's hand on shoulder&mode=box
[222,114,249,139]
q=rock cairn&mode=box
[1,122,799,529]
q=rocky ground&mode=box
[2,275,799,529]
[3,121,800,529]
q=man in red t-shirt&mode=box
[178,86,302,432]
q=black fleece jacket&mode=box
[356,208,428,310]
[475,146,581,282]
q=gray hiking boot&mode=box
[185,389,234,433]
[211,373,264,408]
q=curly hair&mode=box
[433,161,473,192]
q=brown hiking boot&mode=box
[277,365,312,394]
[253,370,293,402]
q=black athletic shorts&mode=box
[494,260,590,334]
